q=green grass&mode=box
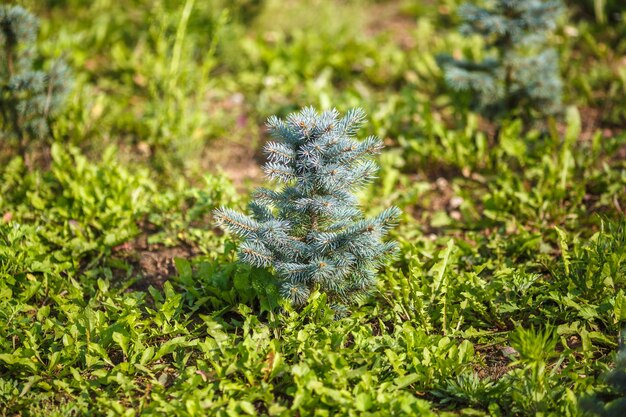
[1,0,626,415]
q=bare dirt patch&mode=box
[201,137,264,191]
[201,93,265,191]
[474,344,513,381]
[112,232,197,291]
[364,2,418,49]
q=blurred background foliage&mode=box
[5,0,621,178]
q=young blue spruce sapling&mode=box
[439,0,564,122]
[214,107,400,309]
[0,5,72,157]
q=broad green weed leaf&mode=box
[0,354,38,372]
[140,346,155,365]
[395,373,420,389]
[355,393,373,411]
[112,331,130,358]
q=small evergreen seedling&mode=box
[439,0,564,121]
[0,5,71,157]
[214,107,400,308]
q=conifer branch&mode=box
[264,162,296,183]
[264,141,295,164]
[213,207,259,237]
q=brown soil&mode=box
[364,2,418,49]
[200,93,265,191]
[557,106,622,142]
[474,344,513,381]
[112,232,197,291]
[201,137,264,191]
[404,172,468,235]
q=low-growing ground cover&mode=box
[1,0,626,416]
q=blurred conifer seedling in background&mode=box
[0,5,71,159]
[580,331,626,417]
[214,107,400,312]
[439,0,564,123]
